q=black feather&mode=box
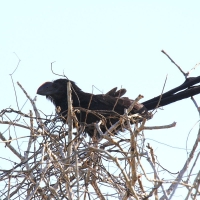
[37,79,148,137]
[37,77,200,137]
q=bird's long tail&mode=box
[142,76,200,110]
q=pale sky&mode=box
[0,1,200,199]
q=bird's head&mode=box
[37,78,82,103]
[37,79,69,101]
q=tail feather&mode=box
[142,76,200,110]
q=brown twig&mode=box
[161,50,187,77]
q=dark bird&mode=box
[37,77,200,137]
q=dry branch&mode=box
[1,63,200,199]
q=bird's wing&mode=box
[106,87,126,97]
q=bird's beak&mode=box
[37,82,54,95]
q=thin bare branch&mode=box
[161,49,187,77]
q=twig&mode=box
[127,94,144,114]
[146,143,158,199]
[144,122,176,130]
[160,127,200,199]
[187,62,200,76]
[191,96,200,113]
[161,50,187,77]
[9,52,21,110]
[67,81,73,163]
[50,61,67,78]
[0,132,23,159]
[152,75,168,112]
[17,82,48,132]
